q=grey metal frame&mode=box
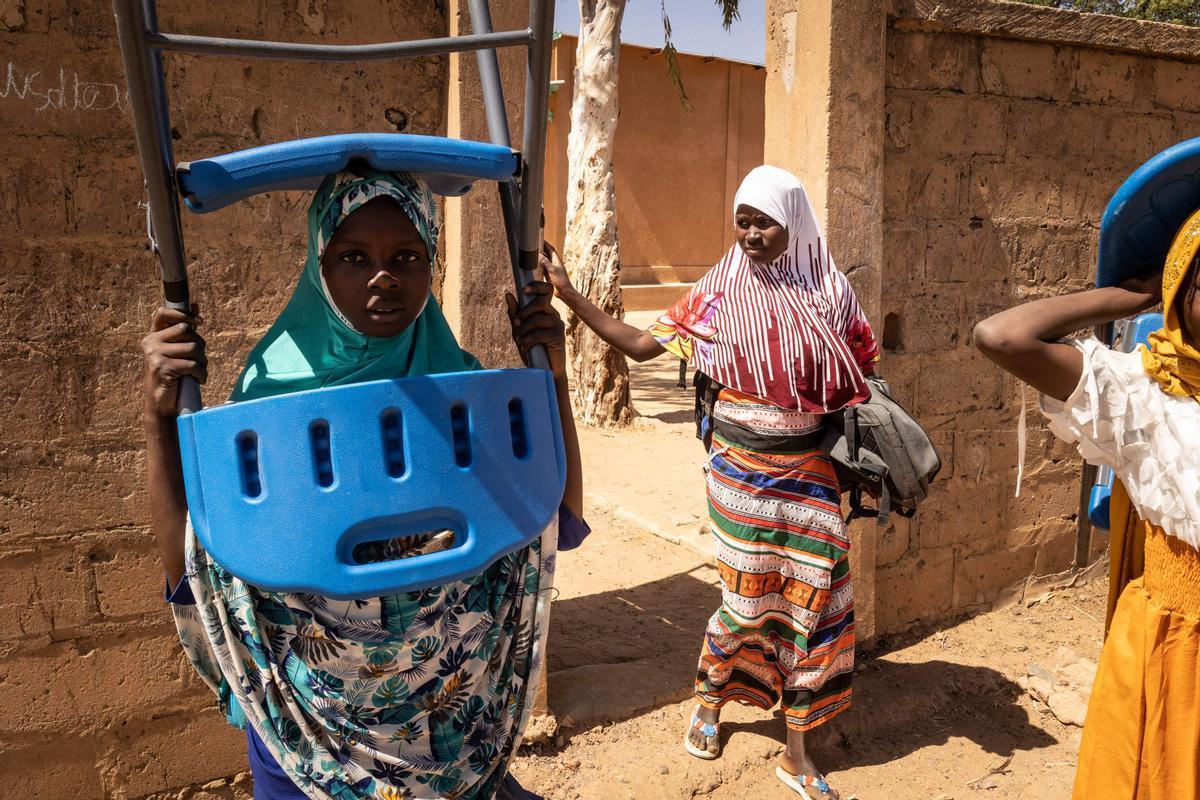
[112,0,556,412]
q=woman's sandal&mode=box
[775,766,839,800]
[682,707,720,760]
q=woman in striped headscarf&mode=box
[543,166,880,800]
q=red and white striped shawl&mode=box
[651,166,879,413]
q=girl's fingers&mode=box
[144,326,204,355]
[514,288,557,321]
[158,340,207,362]
[513,305,558,327]
[518,323,565,352]
[517,313,562,335]
[156,322,205,344]
[151,306,200,332]
[520,330,566,350]
[151,307,188,331]
[521,281,554,298]
[159,357,207,383]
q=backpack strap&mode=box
[839,403,896,527]
[844,464,889,525]
[844,405,859,462]
[877,483,891,528]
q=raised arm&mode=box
[540,246,666,363]
[973,273,1160,401]
[141,305,208,587]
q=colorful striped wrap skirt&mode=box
[697,389,855,731]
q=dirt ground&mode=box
[510,503,1105,800]
[509,314,1107,800]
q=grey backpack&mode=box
[821,376,941,525]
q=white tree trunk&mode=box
[563,0,633,427]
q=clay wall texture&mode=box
[543,36,766,275]
[877,1,1200,632]
[0,1,448,795]
[767,0,1200,636]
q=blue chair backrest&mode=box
[178,370,565,599]
[177,133,520,211]
[1097,137,1200,288]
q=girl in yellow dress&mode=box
[975,211,1200,799]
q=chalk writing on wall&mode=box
[2,62,129,113]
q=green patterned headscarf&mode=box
[231,168,480,401]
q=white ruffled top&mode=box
[1041,337,1200,550]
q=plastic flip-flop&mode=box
[682,707,720,760]
[775,766,838,800]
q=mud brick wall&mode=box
[873,1,1200,632]
[0,1,447,795]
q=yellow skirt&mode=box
[1073,527,1200,800]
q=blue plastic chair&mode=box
[114,1,562,597]
[1085,135,1200,529]
[1096,137,1200,288]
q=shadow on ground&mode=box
[722,658,1059,771]
[548,567,719,727]
[629,359,694,425]
[549,566,1059,767]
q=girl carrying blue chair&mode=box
[118,1,586,797]
[976,136,1200,800]
[143,166,585,800]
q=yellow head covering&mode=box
[1142,208,1200,399]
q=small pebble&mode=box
[1015,644,1029,652]
[659,765,670,775]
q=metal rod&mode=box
[468,0,517,151]
[141,0,175,167]
[147,28,533,62]
[468,0,551,372]
[517,0,554,276]
[113,0,200,412]
[467,0,519,266]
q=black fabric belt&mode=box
[711,416,826,453]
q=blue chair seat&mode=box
[1097,137,1200,288]
[177,369,565,599]
[177,133,520,212]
